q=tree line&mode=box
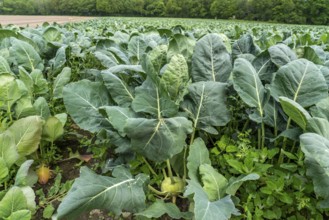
[1,0,329,25]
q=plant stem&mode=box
[166,159,175,184]
[183,128,196,181]
[257,129,261,149]
[261,121,265,149]
[142,157,157,177]
[241,118,250,133]
[7,102,13,123]
[148,185,167,196]
[278,117,292,164]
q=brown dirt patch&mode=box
[0,15,95,27]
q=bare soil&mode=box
[0,15,94,27]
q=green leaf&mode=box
[15,160,34,187]
[271,59,328,107]
[0,159,9,181]
[232,34,260,59]
[43,204,55,219]
[8,116,43,157]
[303,46,326,65]
[10,38,44,71]
[53,67,71,100]
[199,164,228,201]
[63,80,111,133]
[160,54,189,101]
[132,78,178,118]
[42,117,64,142]
[56,166,148,219]
[43,27,62,42]
[182,81,230,133]
[0,74,22,108]
[279,97,311,130]
[226,174,260,195]
[125,117,192,162]
[30,69,48,96]
[300,133,329,208]
[268,43,297,67]
[252,50,277,83]
[233,58,265,116]
[0,132,18,168]
[33,97,51,119]
[94,51,118,68]
[187,138,211,182]
[184,180,239,220]
[0,56,12,74]
[6,210,31,220]
[50,46,67,74]
[136,200,192,219]
[191,33,232,82]
[0,187,28,219]
[306,117,329,139]
[101,71,134,107]
[167,34,195,63]
[310,97,329,120]
[100,106,138,136]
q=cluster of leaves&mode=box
[1,18,329,220]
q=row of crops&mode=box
[0,17,329,219]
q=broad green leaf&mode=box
[132,78,178,118]
[252,50,277,83]
[6,210,31,220]
[0,159,9,181]
[18,67,33,96]
[0,132,18,168]
[187,138,211,182]
[54,113,67,127]
[310,97,329,120]
[9,38,44,71]
[0,30,38,49]
[303,46,326,65]
[8,116,43,157]
[319,65,329,88]
[279,97,311,131]
[306,117,329,140]
[182,81,230,133]
[94,51,118,68]
[0,74,22,108]
[63,80,111,133]
[232,34,260,59]
[100,106,138,136]
[53,67,71,100]
[56,166,148,219]
[268,43,297,67]
[263,98,286,131]
[125,117,192,162]
[271,59,328,107]
[33,97,51,119]
[101,71,134,107]
[191,33,232,83]
[43,27,62,42]
[233,58,265,117]
[199,164,228,201]
[184,180,239,220]
[160,54,189,101]
[50,46,67,74]
[19,186,36,211]
[300,133,329,208]
[128,35,151,61]
[106,64,144,75]
[167,34,195,63]
[15,160,34,187]
[14,95,35,119]
[148,45,167,73]
[0,187,28,219]
[42,117,64,142]
[30,69,48,96]
[0,56,12,74]
[136,199,192,219]
[226,173,260,195]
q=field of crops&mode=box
[0,17,329,220]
